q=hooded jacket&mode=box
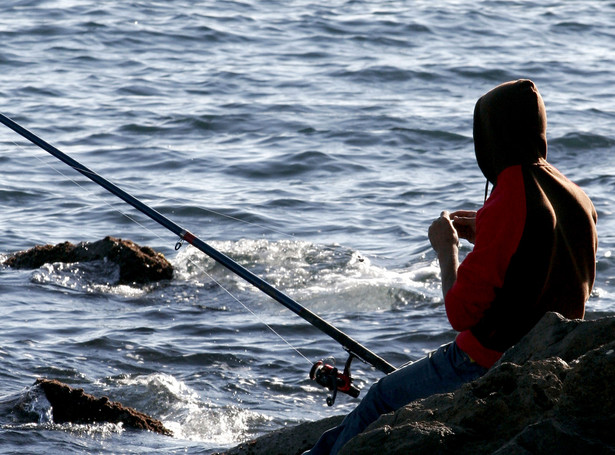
[445,80,598,368]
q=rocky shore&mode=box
[219,312,615,454]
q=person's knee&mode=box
[362,379,395,415]
[363,380,383,403]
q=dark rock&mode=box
[4,236,173,284]
[36,378,172,435]
[216,415,345,455]
[220,312,615,455]
[496,311,615,364]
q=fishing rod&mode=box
[0,112,396,405]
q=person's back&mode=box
[487,161,596,347]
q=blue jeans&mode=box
[304,341,488,455]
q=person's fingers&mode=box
[450,210,476,218]
[453,217,473,226]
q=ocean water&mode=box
[0,1,614,453]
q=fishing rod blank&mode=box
[0,112,396,378]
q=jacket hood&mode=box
[473,79,547,184]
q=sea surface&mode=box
[0,1,613,453]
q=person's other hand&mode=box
[451,210,477,244]
[428,211,459,255]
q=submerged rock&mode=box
[35,378,172,435]
[220,312,615,454]
[3,236,173,284]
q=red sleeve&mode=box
[445,166,527,331]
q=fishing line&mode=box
[198,265,313,365]
[162,198,297,241]
[5,135,313,366]
[8,141,150,230]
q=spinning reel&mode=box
[310,354,360,406]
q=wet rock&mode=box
[220,312,615,455]
[35,378,172,435]
[4,236,173,284]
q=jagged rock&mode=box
[3,236,173,284]
[497,311,615,364]
[220,312,615,455]
[35,378,172,435]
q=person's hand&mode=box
[428,211,459,256]
[451,210,477,244]
[429,211,460,298]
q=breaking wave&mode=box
[173,238,441,312]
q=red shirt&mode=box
[445,163,596,368]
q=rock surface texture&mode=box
[36,379,172,435]
[219,312,615,455]
[4,236,173,284]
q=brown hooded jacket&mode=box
[446,80,598,367]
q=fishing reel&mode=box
[310,354,360,406]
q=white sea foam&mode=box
[173,239,440,312]
[115,372,269,444]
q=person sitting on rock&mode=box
[304,79,598,455]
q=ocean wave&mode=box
[173,238,440,313]
[226,150,366,179]
[29,260,155,297]
[113,372,266,443]
[330,66,434,84]
[551,21,594,33]
[450,66,517,83]
[550,131,615,151]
